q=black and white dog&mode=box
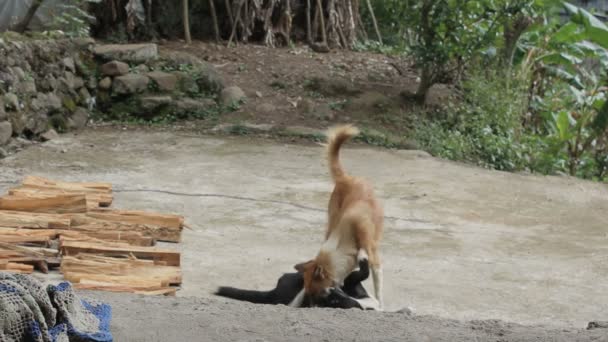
[215,258,380,310]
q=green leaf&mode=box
[555,110,573,141]
[564,2,608,48]
[552,22,584,43]
[591,97,608,133]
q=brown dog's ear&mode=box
[313,265,325,280]
[294,260,313,273]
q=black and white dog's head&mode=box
[301,258,380,310]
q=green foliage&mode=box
[49,0,101,38]
[414,70,530,171]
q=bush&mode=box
[414,68,531,171]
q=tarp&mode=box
[0,0,67,32]
[0,272,113,342]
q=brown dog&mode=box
[291,124,384,309]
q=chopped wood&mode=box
[0,235,50,244]
[61,254,180,295]
[69,214,181,243]
[0,261,34,274]
[87,209,184,229]
[9,187,111,207]
[21,176,112,193]
[0,228,60,239]
[60,241,180,266]
[58,230,154,247]
[0,175,185,294]
[0,194,88,213]
[61,254,181,285]
[71,282,177,296]
[0,210,71,229]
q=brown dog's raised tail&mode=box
[326,124,359,181]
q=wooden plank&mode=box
[21,176,112,193]
[9,187,111,207]
[61,254,181,285]
[0,235,50,244]
[71,282,176,296]
[60,241,180,266]
[0,210,71,229]
[69,215,181,243]
[0,194,87,213]
[0,261,34,274]
[87,209,184,229]
[0,228,59,239]
[58,230,154,247]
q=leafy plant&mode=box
[49,0,101,37]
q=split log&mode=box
[71,282,177,296]
[86,209,184,229]
[0,210,71,229]
[58,230,154,247]
[9,187,111,208]
[20,176,112,193]
[0,242,49,272]
[0,261,34,274]
[0,228,60,239]
[61,254,181,285]
[0,194,88,214]
[0,235,50,245]
[69,214,181,243]
[60,241,181,266]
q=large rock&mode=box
[62,57,76,73]
[0,100,6,121]
[98,77,112,90]
[173,98,216,112]
[40,129,59,142]
[113,74,150,95]
[175,72,200,94]
[220,86,246,106]
[68,107,89,130]
[3,93,19,111]
[38,75,58,92]
[140,96,172,111]
[33,93,64,112]
[158,51,224,93]
[196,64,225,93]
[0,121,12,145]
[8,112,26,135]
[159,51,206,68]
[305,76,361,96]
[147,71,178,92]
[93,44,158,63]
[100,61,129,77]
[25,113,49,135]
[18,80,37,94]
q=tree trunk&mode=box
[209,0,220,43]
[365,0,382,44]
[414,66,434,104]
[11,0,45,33]
[183,0,192,44]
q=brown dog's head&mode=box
[294,254,334,298]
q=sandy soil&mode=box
[1,128,607,340]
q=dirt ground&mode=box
[156,42,452,136]
[0,127,607,340]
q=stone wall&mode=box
[0,36,242,159]
[0,36,96,157]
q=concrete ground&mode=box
[1,127,607,340]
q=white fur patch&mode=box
[354,296,381,311]
[288,289,306,308]
[357,249,368,262]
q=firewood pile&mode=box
[0,176,184,296]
